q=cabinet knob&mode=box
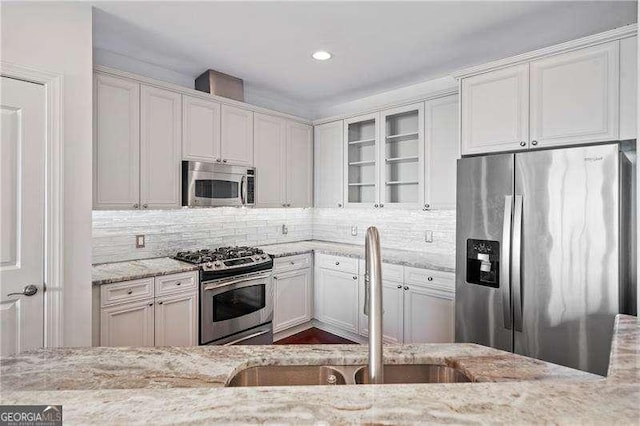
[353,276,357,280]
[380,204,384,208]
[158,301,163,305]
[127,290,133,295]
[223,159,228,163]
[374,204,379,208]
[133,203,139,209]
[148,303,153,307]
[427,276,433,281]
[335,261,340,265]
[531,140,538,146]
[397,284,402,289]
[176,282,181,286]
[337,203,343,208]
[519,141,526,147]
[142,204,148,209]
[290,261,295,265]
[404,286,409,290]
[273,276,278,280]
[424,203,430,209]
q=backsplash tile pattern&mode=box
[92,208,455,264]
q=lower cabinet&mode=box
[314,267,359,334]
[358,279,404,344]
[273,268,312,333]
[403,285,454,343]
[99,271,198,347]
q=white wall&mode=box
[1,2,93,347]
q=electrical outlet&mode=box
[282,224,288,235]
[135,235,146,248]
[351,225,358,236]
[424,230,433,243]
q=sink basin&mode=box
[354,364,471,384]
[227,364,472,387]
[226,365,347,387]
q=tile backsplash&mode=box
[92,207,455,264]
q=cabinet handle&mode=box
[404,286,409,290]
[427,277,433,281]
[273,276,278,280]
[397,284,402,289]
[519,141,526,147]
[531,140,538,146]
[133,203,139,209]
[353,276,357,280]
[142,204,148,209]
[127,290,133,295]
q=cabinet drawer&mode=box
[155,271,198,296]
[358,259,403,282]
[316,253,359,274]
[274,253,312,273]
[100,277,155,307]
[404,267,454,292]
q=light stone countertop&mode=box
[91,240,454,286]
[1,315,638,424]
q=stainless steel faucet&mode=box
[364,226,384,384]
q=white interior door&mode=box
[0,76,46,356]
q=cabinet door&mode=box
[530,41,619,148]
[286,121,313,208]
[344,113,380,208]
[182,95,221,162]
[93,74,140,209]
[100,299,154,347]
[461,64,529,155]
[314,120,344,208]
[425,95,459,210]
[254,113,286,207]
[358,278,404,344]
[380,103,424,209]
[221,105,254,166]
[314,268,359,333]
[403,285,454,344]
[619,36,637,141]
[154,291,198,347]
[273,268,312,333]
[140,85,182,209]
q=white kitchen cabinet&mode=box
[93,74,140,209]
[358,278,404,344]
[100,299,155,347]
[254,113,286,207]
[182,95,221,162]
[314,120,344,208]
[154,291,198,347]
[221,105,254,166]
[140,85,182,209]
[344,113,380,208]
[314,267,359,333]
[529,41,620,148]
[461,63,530,155]
[620,36,637,141]
[273,268,312,333]
[424,95,459,210]
[286,121,313,208]
[403,285,454,344]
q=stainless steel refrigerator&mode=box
[455,143,636,376]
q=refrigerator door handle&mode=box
[512,195,524,332]
[501,195,513,330]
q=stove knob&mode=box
[261,255,268,260]
[215,262,222,267]
[206,262,213,269]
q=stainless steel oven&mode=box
[182,161,255,207]
[200,270,273,345]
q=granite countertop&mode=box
[259,240,455,272]
[92,257,198,286]
[91,240,454,286]
[1,315,638,424]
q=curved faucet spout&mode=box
[365,226,384,384]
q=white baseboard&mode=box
[311,320,367,344]
[273,322,314,342]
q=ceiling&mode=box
[93,1,637,115]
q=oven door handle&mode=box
[222,329,271,346]
[203,275,268,292]
[240,175,246,205]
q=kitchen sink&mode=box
[226,365,347,387]
[226,364,471,387]
[354,364,471,384]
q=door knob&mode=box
[7,284,38,297]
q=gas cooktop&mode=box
[175,246,273,278]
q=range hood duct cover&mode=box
[195,69,244,102]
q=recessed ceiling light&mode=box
[312,50,332,61]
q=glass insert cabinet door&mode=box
[344,113,380,207]
[380,103,424,208]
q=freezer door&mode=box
[455,154,514,352]
[514,144,619,376]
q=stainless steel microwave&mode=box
[182,161,255,207]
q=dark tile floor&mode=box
[274,327,357,345]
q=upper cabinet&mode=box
[529,41,619,148]
[459,35,636,156]
[461,63,530,155]
[94,74,140,210]
[254,113,313,208]
[425,95,459,210]
[220,105,254,166]
[344,113,380,208]
[182,95,221,162]
[314,120,344,208]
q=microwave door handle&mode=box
[240,175,246,205]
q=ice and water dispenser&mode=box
[466,239,500,288]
